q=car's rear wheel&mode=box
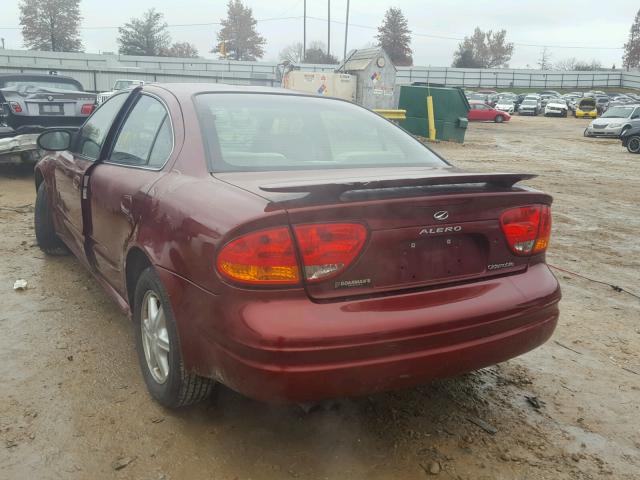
[495,115,504,123]
[626,135,640,154]
[34,182,69,256]
[134,267,214,408]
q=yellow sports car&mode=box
[575,98,597,118]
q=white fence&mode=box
[396,67,625,90]
[0,49,638,92]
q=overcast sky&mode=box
[1,0,637,68]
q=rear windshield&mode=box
[195,93,447,172]
[2,79,81,91]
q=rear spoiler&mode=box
[260,172,536,194]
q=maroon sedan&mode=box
[34,84,560,407]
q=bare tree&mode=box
[452,28,513,68]
[19,0,83,52]
[117,9,170,56]
[574,60,602,71]
[279,42,304,63]
[537,47,552,70]
[554,57,577,70]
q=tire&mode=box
[583,128,591,137]
[134,267,214,408]
[627,135,640,154]
[495,115,504,123]
[34,182,69,256]
[620,126,630,138]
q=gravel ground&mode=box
[0,115,639,480]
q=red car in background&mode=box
[33,84,559,408]
[468,101,511,123]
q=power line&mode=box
[0,15,302,30]
[305,15,624,50]
[0,14,625,51]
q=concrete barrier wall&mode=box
[0,49,638,92]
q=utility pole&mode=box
[327,0,331,57]
[343,0,350,61]
[303,0,306,61]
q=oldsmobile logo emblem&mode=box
[433,210,449,221]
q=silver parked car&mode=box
[584,105,640,138]
[0,74,96,136]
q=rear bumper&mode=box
[6,113,87,133]
[159,263,561,403]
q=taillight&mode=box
[81,103,95,115]
[294,223,367,282]
[500,205,552,256]
[216,223,368,286]
[217,227,299,285]
[9,101,22,113]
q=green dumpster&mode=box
[398,84,470,143]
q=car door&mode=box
[87,93,174,293]
[468,104,480,121]
[53,93,129,257]
[630,107,640,128]
[473,104,492,121]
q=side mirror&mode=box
[37,129,72,151]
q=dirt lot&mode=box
[1,115,639,480]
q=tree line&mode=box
[16,0,640,70]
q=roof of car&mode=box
[149,82,301,96]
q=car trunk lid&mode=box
[215,168,551,300]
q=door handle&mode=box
[120,195,133,220]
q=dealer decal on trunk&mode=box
[334,278,372,289]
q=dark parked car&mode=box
[34,84,560,407]
[621,125,640,153]
[0,73,96,136]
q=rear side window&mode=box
[110,95,173,168]
[75,93,128,160]
[195,93,446,172]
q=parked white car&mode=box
[584,105,640,137]
[544,98,568,117]
[495,99,515,114]
[96,79,145,105]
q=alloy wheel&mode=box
[141,290,171,384]
[628,136,640,154]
